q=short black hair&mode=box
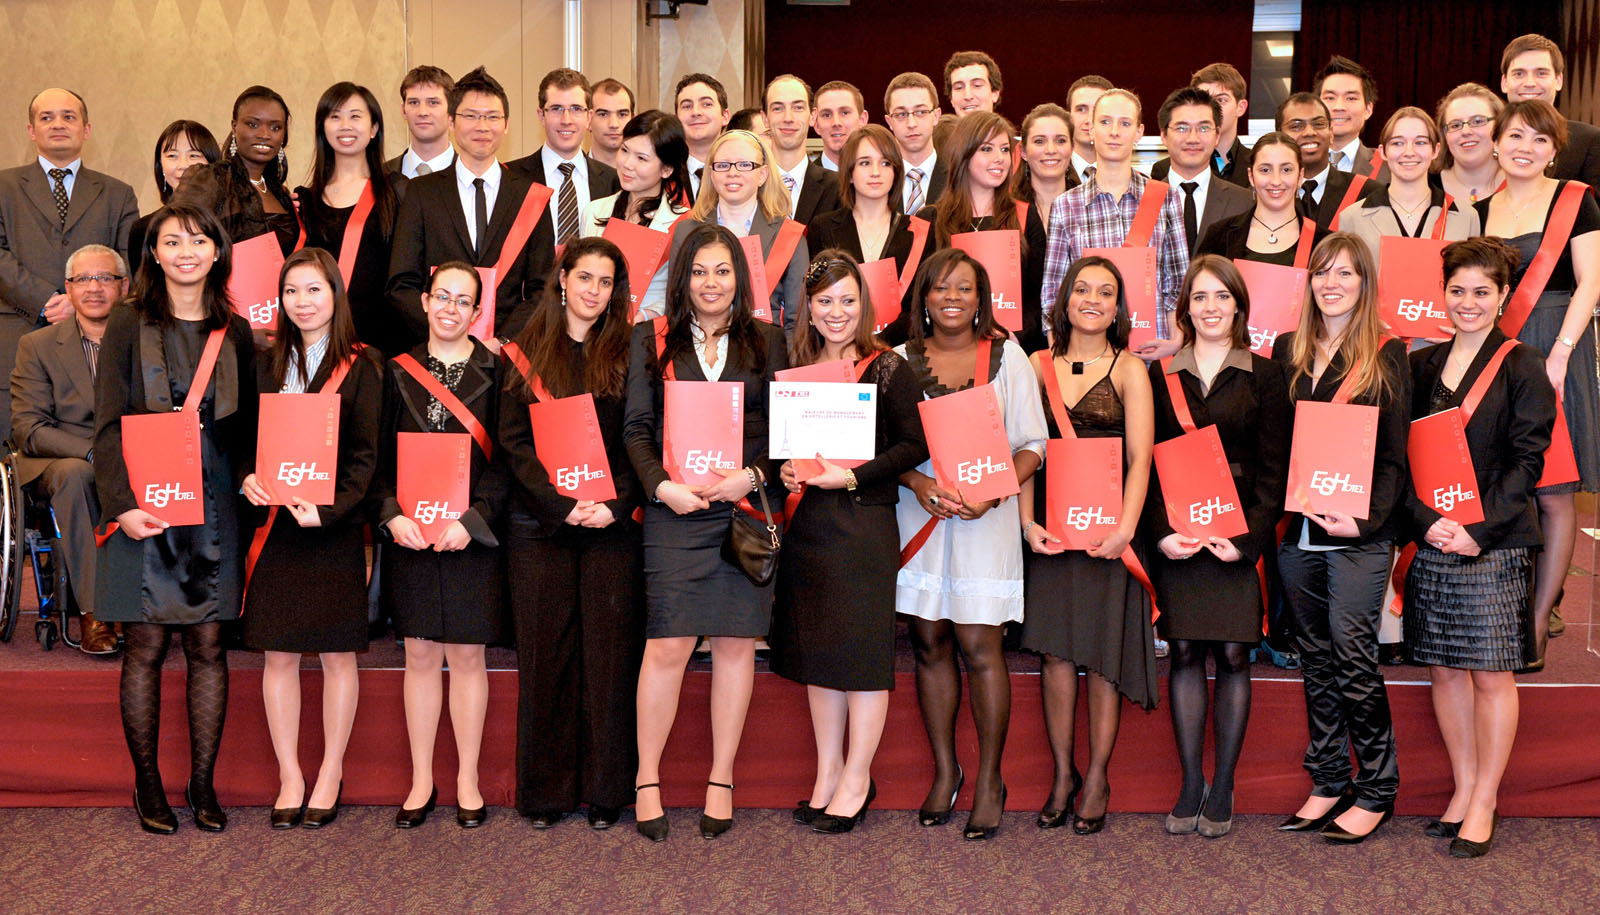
[400,65,454,103]
[1313,55,1377,106]
[1275,92,1329,130]
[1157,87,1222,132]
[449,66,509,118]
[727,108,765,132]
[675,73,728,111]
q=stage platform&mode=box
[3,569,1597,818]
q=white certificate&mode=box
[769,382,877,461]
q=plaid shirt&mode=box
[1041,171,1190,340]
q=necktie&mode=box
[1212,150,1226,177]
[1082,164,1097,182]
[48,168,69,227]
[415,162,433,177]
[905,168,924,214]
[1330,150,1345,172]
[1180,181,1199,250]
[473,177,488,260]
[1300,179,1318,215]
[557,162,579,244]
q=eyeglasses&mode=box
[710,160,761,172]
[455,112,505,125]
[1167,123,1215,137]
[1444,115,1493,134]
[543,105,589,117]
[1284,118,1330,132]
[66,273,124,285]
[429,291,477,309]
[887,108,935,123]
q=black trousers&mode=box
[508,518,643,815]
[1277,539,1399,810]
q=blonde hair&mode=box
[1289,233,1393,404]
[690,129,791,222]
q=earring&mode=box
[561,287,567,310]
[227,135,237,158]
[277,148,287,180]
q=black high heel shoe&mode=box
[1321,806,1394,844]
[699,781,735,839]
[963,783,1006,841]
[1038,770,1083,830]
[457,799,488,829]
[813,780,876,835]
[269,793,306,830]
[394,786,437,829]
[793,799,822,826]
[1073,781,1109,836]
[133,781,178,835]
[186,780,227,832]
[1424,819,1462,839]
[1449,811,1498,858]
[634,783,668,842]
[918,766,964,827]
[302,782,342,829]
[1278,789,1356,833]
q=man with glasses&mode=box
[510,69,620,250]
[1276,92,1380,230]
[1152,63,1252,188]
[587,78,635,170]
[388,66,556,351]
[764,74,841,226]
[883,72,947,213]
[1151,88,1252,256]
[10,245,125,654]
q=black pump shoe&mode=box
[964,783,1007,841]
[587,805,621,830]
[1039,770,1083,830]
[302,783,342,829]
[1278,789,1357,833]
[793,800,823,826]
[457,803,488,828]
[699,781,734,839]
[186,780,227,832]
[394,786,437,829]
[1321,806,1394,844]
[133,784,178,835]
[813,780,876,835]
[1424,819,1462,839]
[270,801,306,830]
[634,783,668,842]
[918,767,964,827]
[1449,812,1499,858]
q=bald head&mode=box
[28,88,89,165]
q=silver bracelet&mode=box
[745,467,759,492]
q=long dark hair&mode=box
[606,110,692,227]
[1050,256,1131,355]
[789,249,886,366]
[905,247,1004,345]
[306,82,398,233]
[128,204,236,331]
[657,224,768,378]
[932,112,1024,250]
[510,238,633,400]
[269,247,363,392]
[224,85,292,186]
[152,120,220,203]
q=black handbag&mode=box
[722,467,781,585]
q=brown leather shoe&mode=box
[79,613,119,655]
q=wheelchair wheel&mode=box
[0,457,24,643]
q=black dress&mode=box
[499,337,644,815]
[1145,348,1291,643]
[769,351,928,691]
[294,181,413,357]
[1021,351,1157,709]
[374,341,508,644]
[239,348,383,653]
[92,312,259,624]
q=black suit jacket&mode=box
[1311,168,1383,230]
[509,148,621,203]
[385,149,457,178]
[792,162,843,226]
[1151,137,1251,188]
[1162,175,1254,256]
[1195,211,1330,262]
[1553,118,1600,189]
[385,166,557,343]
[807,208,933,342]
[1405,330,1555,551]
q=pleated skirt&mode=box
[1403,545,1534,671]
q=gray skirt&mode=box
[1403,545,1534,671]
[641,502,773,639]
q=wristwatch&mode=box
[1558,334,1579,348]
[844,469,858,491]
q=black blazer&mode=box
[296,178,412,357]
[1271,333,1412,547]
[1195,211,1330,262]
[1311,168,1383,230]
[622,320,789,504]
[1405,330,1555,551]
[792,162,843,226]
[1151,137,1251,188]
[807,208,934,341]
[893,155,949,214]
[385,166,556,344]
[909,203,1049,355]
[508,148,621,205]
[1554,118,1600,189]
[1144,351,1292,563]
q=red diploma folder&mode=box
[602,218,673,321]
[1152,425,1250,540]
[397,432,472,545]
[121,412,205,527]
[256,393,341,506]
[917,384,1020,504]
[1084,246,1160,351]
[737,235,775,324]
[858,257,902,332]
[1377,237,1452,339]
[1407,409,1485,524]
[663,380,744,486]
[952,229,1023,333]
[1232,259,1306,356]
[528,392,618,502]
[1044,437,1123,550]
[775,359,865,482]
[228,233,284,331]
[1285,400,1379,518]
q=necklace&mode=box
[1252,212,1297,244]
[1391,190,1430,219]
[249,175,268,195]
[1065,344,1110,375]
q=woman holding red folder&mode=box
[498,238,643,830]
[623,223,789,840]
[1196,132,1329,264]
[294,82,409,357]
[1404,237,1556,857]
[238,248,382,829]
[1271,234,1411,843]
[375,262,508,829]
[770,251,928,834]
[173,86,300,258]
[93,204,260,834]
[892,248,1047,840]
[1475,99,1600,666]
[1019,256,1156,835]
[1146,255,1291,838]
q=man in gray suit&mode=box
[0,88,138,445]
[11,244,124,654]
[1155,88,1253,256]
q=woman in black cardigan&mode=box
[624,224,788,841]
[93,205,259,834]
[1270,234,1410,843]
[1196,132,1328,265]
[1404,237,1555,858]
[499,238,643,830]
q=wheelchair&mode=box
[0,451,88,651]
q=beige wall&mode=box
[653,0,746,111]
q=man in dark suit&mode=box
[387,67,556,350]
[10,244,123,653]
[1501,33,1600,188]
[386,65,457,179]
[507,69,620,249]
[1153,88,1253,256]
[1278,93,1382,230]
[1314,56,1389,183]
[883,72,947,213]
[0,88,138,446]
[1151,63,1252,188]
[763,74,841,226]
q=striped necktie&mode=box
[557,162,580,243]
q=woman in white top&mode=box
[1341,106,1481,270]
[580,110,691,322]
[1434,83,1506,207]
[894,247,1047,840]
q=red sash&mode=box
[468,182,556,340]
[899,338,993,567]
[743,218,808,306]
[1499,181,1590,338]
[1366,147,1385,180]
[1125,180,1170,248]
[336,180,376,288]
[1431,195,1456,241]
[394,353,493,458]
[1328,174,1370,231]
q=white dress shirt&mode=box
[541,145,593,213]
[1303,164,1332,205]
[687,155,707,199]
[455,158,503,250]
[1071,151,1095,183]
[817,151,841,172]
[399,146,455,179]
[1331,138,1361,173]
[778,158,809,218]
[1169,165,1213,228]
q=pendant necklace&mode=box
[1068,344,1110,375]
[1252,213,1297,244]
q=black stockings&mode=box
[120,622,229,801]
[909,619,1010,827]
[1167,638,1252,820]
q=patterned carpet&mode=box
[4,807,1596,914]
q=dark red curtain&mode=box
[1294,0,1562,144]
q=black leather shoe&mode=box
[1072,782,1107,836]
[699,781,734,839]
[186,780,227,832]
[587,805,620,830]
[133,784,178,835]
[1378,642,1407,666]
[457,803,487,828]
[964,783,1006,841]
[270,801,306,830]
[1321,806,1393,844]
[1449,812,1498,858]
[813,780,876,835]
[1278,789,1356,832]
[529,811,564,829]
[1039,770,1083,830]
[918,766,963,827]
[793,800,822,826]
[634,783,668,842]
[395,786,437,829]
[1424,819,1462,838]
[302,783,342,829]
